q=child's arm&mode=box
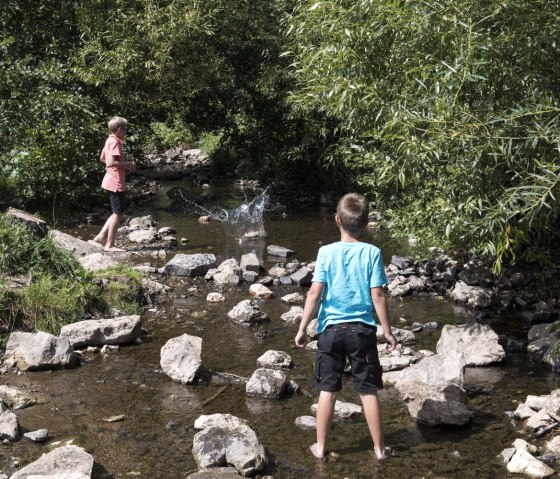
[371,287,397,351]
[105,155,137,172]
[295,282,324,347]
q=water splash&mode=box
[167,186,269,241]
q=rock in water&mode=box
[160,334,203,384]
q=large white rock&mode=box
[395,381,472,427]
[506,448,555,478]
[246,368,288,398]
[0,386,36,410]
[5,332,76,371]
[10,445,94,479]
[281,293,304,304]
[0,404,18,440]
[48,230,99,258]
[160,334,203,384]
[436,324,505,366]
[209,259,242,286]
[60,316,142,348]
[78,253,119,272]
[256,351,293,369]
[394,350,466,388]
[162,254,216,277]
[249,284,273,299]
[192,414,266,476]
[227,300,269,325]
[281,306,303,324]
[310,400,362,422]
[128,228,159,244]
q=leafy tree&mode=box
[282,0,560,269]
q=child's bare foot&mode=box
[92,236,105,245]
[309,443,326,461]
[103,246,126,252]
[374,446,391,461]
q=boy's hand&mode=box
[384,332,397,352]
[295,330,307,347]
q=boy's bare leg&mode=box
[312,391,338,458]
[103,213,125,252]
[360,392,388,460]
[93,216,112,245]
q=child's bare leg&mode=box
[312,390,338,458]
[360,392,387,460]
[93,216,112,244]
[103,213,125,252]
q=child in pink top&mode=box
[92,116,137,252]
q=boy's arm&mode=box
[371,286,397,351]
[105,155,137,172]
[295,282,324,347]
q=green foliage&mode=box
[198,132,223,157]
[282,0,560,267]
[146,115,195,151]
[0,216,84,278]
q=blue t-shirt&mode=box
[312,241,388,334]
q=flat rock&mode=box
[128,229,159,244]
[311,400,362,422]
[246,368,288,398]
[209,259,242,286]
[281,293,305,304]
[526,395,549,411]
[394,350,466,388]
[267,245,294,258]
[78,253,120,271]
[6,208,47,237]
[162,254,217,277]
[295,416,317,430]
[187,468,243,479]
[207,292,226,303]
[48,230,99,258]
[515,403,537,420]
[256,351,293,369]
[0,386,36,410]
[23,429,49,443]
[240,253,261,273]
[525,409,554,431]
[377,326,416,345]
[289,267,313,286]
[507,448,555,478]
[281,306,303,323]
[60,315,142,348]
[9,445,93,479]
[5,332,76,371]
[128,216,156,230]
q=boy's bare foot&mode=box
[374,446,391,461]
[103,246,126,252]
[309,443,326,461]
[92,236,105,245]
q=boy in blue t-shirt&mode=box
[295,193,397,461]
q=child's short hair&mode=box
[108,116,127,133]
[337,193,369,235]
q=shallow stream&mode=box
[2,181,559,478]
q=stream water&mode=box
[2,181,559,478]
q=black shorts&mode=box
[316,322,383,394]
[108,191,126,214]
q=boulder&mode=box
[268,266,287,278]
[377,326,416,345]
[158,226,176,235]
[128,215,156,230]
[267,245,294,258]
[467,287,496,309]
[289,267,313,286]
[246,368,288,398]
[449,281,474,303]
[209,259,242,286]
[60,315,142,348]
[395,381,472,426]
[192,414,266,476]
[78,253,119,271]
[0,386,36,410]
[162,254,216,277]
[242,271,258,283]
[23,429,49,443]
[5,332,76,371]
[48,230,99,258]
[227,300,269,325]
[527,322,560,368]
[281,306,304,324]
[394,350,466,388]
[281,293,305,304]
[525,409,554,430]
[390,256,414,270]
[128,229,159,244]
[0,404,18,440]
[526,395,549,411]
[514,403,536,420]
[457,264,491,286]
[506,448,555,478]
[207,292,226,303]
[256,351,293,369]
[295,416,317,430]
[310,400,362,422]
[160,334,203,384]
[436,324,505,366]
[240,253,261,273]
[545,389,560,416]
[249,284,273,299]
[10,445,94,479]
[544,435,560,457]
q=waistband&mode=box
[324,322,377,331]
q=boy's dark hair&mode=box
[336,193,369,235]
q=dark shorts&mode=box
[108,191,126,214]
[316,322,383,394]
